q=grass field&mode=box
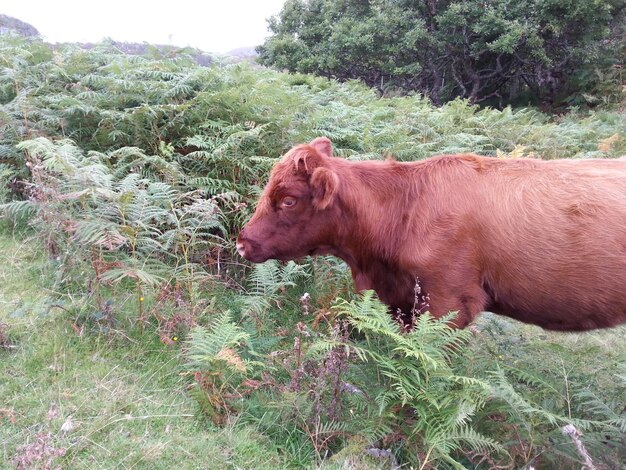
[0,228,295,470]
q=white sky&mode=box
[1,0,286,53]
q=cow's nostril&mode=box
[236,242,246,257]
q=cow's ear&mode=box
[310,167,338,210]
[309,137,333,158]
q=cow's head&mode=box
[237,137,341,263]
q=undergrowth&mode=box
[1,35,625,469]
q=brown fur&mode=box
[237,138,626,331]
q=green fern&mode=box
[331,291,501,467]
[187,311,252,367]
[0,200,38,220]
[241,260,310,319]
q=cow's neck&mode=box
[322,160,427,314]
[345,250,418,317]
[332,165,420,267]
[328,213,418,316]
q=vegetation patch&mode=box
[1,36,624,468]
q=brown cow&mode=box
[237,137,626,331]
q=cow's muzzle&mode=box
[236,230,270,263]
[236,241,246,258]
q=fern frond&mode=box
[444,426,508,457]
[186,311,262,374]
[247,260,309,296]
[0,200,38,220]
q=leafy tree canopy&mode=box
[258,0,625,106]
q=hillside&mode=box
[0,14,246,65]
[0,14,40,37]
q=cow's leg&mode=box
[424,283,489,329]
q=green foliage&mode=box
[1,35,624,202]
[332,292,505,468]
[187,310,258,372]
[0,246,289,469]
[185,310,264,424]
[259,0,625,107]
[461,315,626,468]
[2,35,625,469]
[242,260,310,322]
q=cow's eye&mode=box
[281,196,297,208]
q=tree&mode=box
[257,0,625,106]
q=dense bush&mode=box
[259,0,625,107]
[1,36,625,468]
